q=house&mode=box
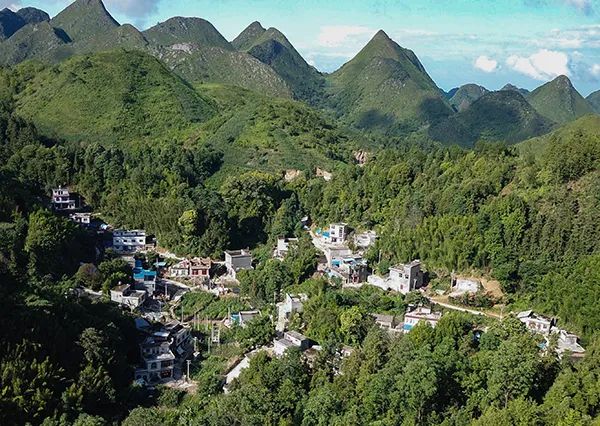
[329,255,369,285]
[163,320,192,357]
[403,306,442,333]
[324,246,352,267]
[274,237,299,259]
[368,260,423,294]
[230,310,260,328]
[372,313,403,335]
[276,293,307,331]
[554,329,586,359]
[133,260,157,294]
[169,258,211,282]
[51,187,77,211]
[69,212,91,227]
[224,249,253,279]
[316,168,333,181]
[449,277,480,297]
[113,230,147,253]
[326,223,348,244]
[273,331,312,356]
[110,284,146,309]
[354,231,377,250]
[135,337,175,385]
[517,310,554,335]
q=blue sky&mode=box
[10,0,600,95]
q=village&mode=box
[51,185,587,391]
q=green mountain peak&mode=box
[143,17,232,50]
[50,0,119,42]
[231,21,266,50]
[527,74,594,124]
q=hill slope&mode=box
[143,17,291,97]
[527,75,594,124]
[429,90,554,147]
[15,50,216,143]
[0,21,70,65]
[233,22,325,103]
[518,114,600,159]
[326,30,452,133]
[16,7,49,25]
[449,84,488,112]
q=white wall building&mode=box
[403,306,442,333]
[110,284,146,309]
[368,260,423,294]
[274,237,299,259]
[51,187,76,210]
[113,230,147,253]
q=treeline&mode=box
[119,313,600,425]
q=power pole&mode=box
[186,360,191,383]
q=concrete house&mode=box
[276,293,307,331]
[273,330,312,357]
[329,255,369,285]
[372,313,403,335]
[403,306,442,333]
[69,212,91,227]
[133,259,157,294]
[224,249,253,279]
[229,310,260,328]
[326,223,348,244]
[51,187,77,211]
[135,337,175,384]
[113,230,147,253]
[517,310,554,335]
[354,231,377,250]
[274,237,299,259]
[368,260,423,294]
[169,258,211,282]
[110,284,146,309]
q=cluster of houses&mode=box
[517,310,585,359]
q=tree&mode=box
[339,306,372,345]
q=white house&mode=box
[113,230,147,253]
[274,237,299,259]
[368,260,423,294]
[51,187,76,211]
[273,331,312,357]
[325,223,348,244]
[276,293,307,331]
[224,249,253,279]
[517,310,553,335]
[354,231,377,249]
[69,212,91,227]
[110,284,146,309]
[403,306,442,333]
[135,337,175,385]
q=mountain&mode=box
[143,17,232,50]
[15,50,216,143]
[527,75,594,124]
[50,0,119,42]
[16,7,50,24]
[429,90,554,147]
[232,22,324,103]
[0,21,70,65]
[0,8,26,41]
[449,84,488,112]
[501,84,530,96]
[445,87,459,99]
[143,18,291,97]
[231,21,266,51]
[586,90,600,113]
[326,30,453,133]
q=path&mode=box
[429,296,503,319]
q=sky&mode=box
[7,0,600,95]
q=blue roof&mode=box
[133,267,156,281]
[403,323,413,331]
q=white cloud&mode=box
[474,55,498,72]
[506,49,570,80]
[564,0,593,14]
[590,63,600,77]
[104,0,161,18]
[316,25,375,48]
[0,0,21,10]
